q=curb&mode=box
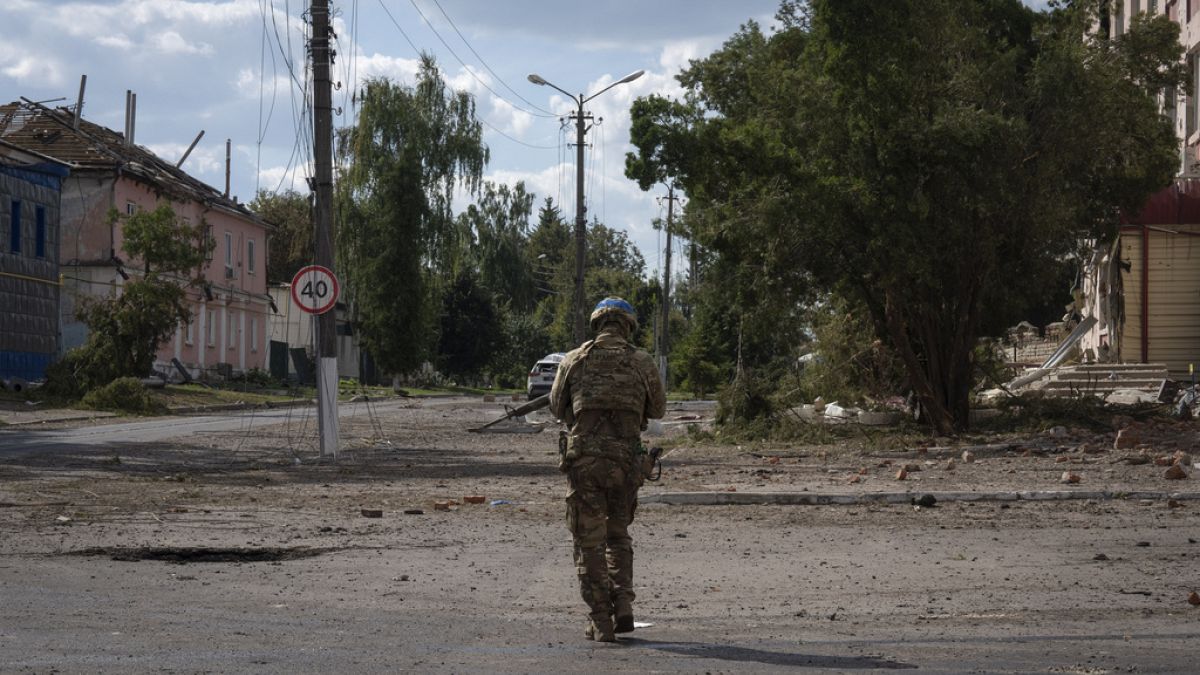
[639,489,1200,506]
[0,412,116,427]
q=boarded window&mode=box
[35,206,45,258]
[10,200,21,253]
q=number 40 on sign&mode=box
[290,265,340,315]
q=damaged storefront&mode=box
[1078,179,1200,380]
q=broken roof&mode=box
[0,100,266,227]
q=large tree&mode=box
[632,0,1186,432]
[250,189,311,284]
[456,180,536,311]
[337,55,488,376]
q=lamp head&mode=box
[617,70,645,85]
[527,73,547,86]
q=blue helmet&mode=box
[590,297,638,333]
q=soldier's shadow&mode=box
[620,638,917,670]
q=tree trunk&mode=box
[883,283,981,435]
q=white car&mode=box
[526,352,566,399]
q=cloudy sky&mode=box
[1,0,1051,280]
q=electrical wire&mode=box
[374,0,557,151]
[403,0,555,119]
[426,0,556,116]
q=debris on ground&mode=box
[1060,472,1082,484]
[912,494,937,508]
[1164,464,1188,480]
[360,509,383,518]
[1189,591,1200,606]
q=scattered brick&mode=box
[1164,464,1188,480]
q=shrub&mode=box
[81,377,164,415]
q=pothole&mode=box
[68,546,342,563]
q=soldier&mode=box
[549,297,667,642]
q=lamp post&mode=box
[528,69,645,344]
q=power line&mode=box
[374,0,556,150]
[426,0,556,116]
[403,0,557,119]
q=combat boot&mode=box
[585,614,617,642]
[613,598,634,633]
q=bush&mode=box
[81,377,164,415]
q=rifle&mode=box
[469,394,550,433]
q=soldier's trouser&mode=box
[566,455,637,622]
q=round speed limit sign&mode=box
[290,265,340,315]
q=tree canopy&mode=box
[337,55,488,376]
[628,0,1187,431]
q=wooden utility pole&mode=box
[570,101,591,345]
[658,185,676,387]
[311,0,338,457]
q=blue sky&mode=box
[1,0,1052,280]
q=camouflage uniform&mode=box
[549,323,666,642]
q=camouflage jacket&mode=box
[549,329,666,443]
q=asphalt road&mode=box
[0,398,418,453]
[2,401,1198,672]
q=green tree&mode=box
[636,0,1186,432]
[457,180,536,311]
[48,205,209,396]
[337,55,488,376]
[436,270,502,382]
[250,189,311,283]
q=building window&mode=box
[247,239,256,274]
[224,232,233,267]
[34,206,45,258]
[126,201,137,216]
[203,225,214,262]
[207,309,215,346]
[1188,52,1198,138]
[10,200,21,253]
[250,317,258,352]
[227,310,236,348]
[185,312,194,345]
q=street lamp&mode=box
[528,69,645,344]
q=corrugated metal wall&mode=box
[1120,225,1200,379]
[0,165,61,381]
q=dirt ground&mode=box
[2,397,1199,673]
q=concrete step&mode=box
[1066,363,1170,374]
[1040,383,1160,395]
[1046,372,1166,384]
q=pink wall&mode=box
[111,179,271,376]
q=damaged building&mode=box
[0,98,271,380]
[1078,181,1200,380]
[0,144,68,383]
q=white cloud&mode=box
[94,34,135,51]
[354,52,422,84]
[258,161,312,195]
[233,67,293,100]
[153,31,214,56]
[659,39,712,77]
[0,47,64,86]
[487,97,533,136]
